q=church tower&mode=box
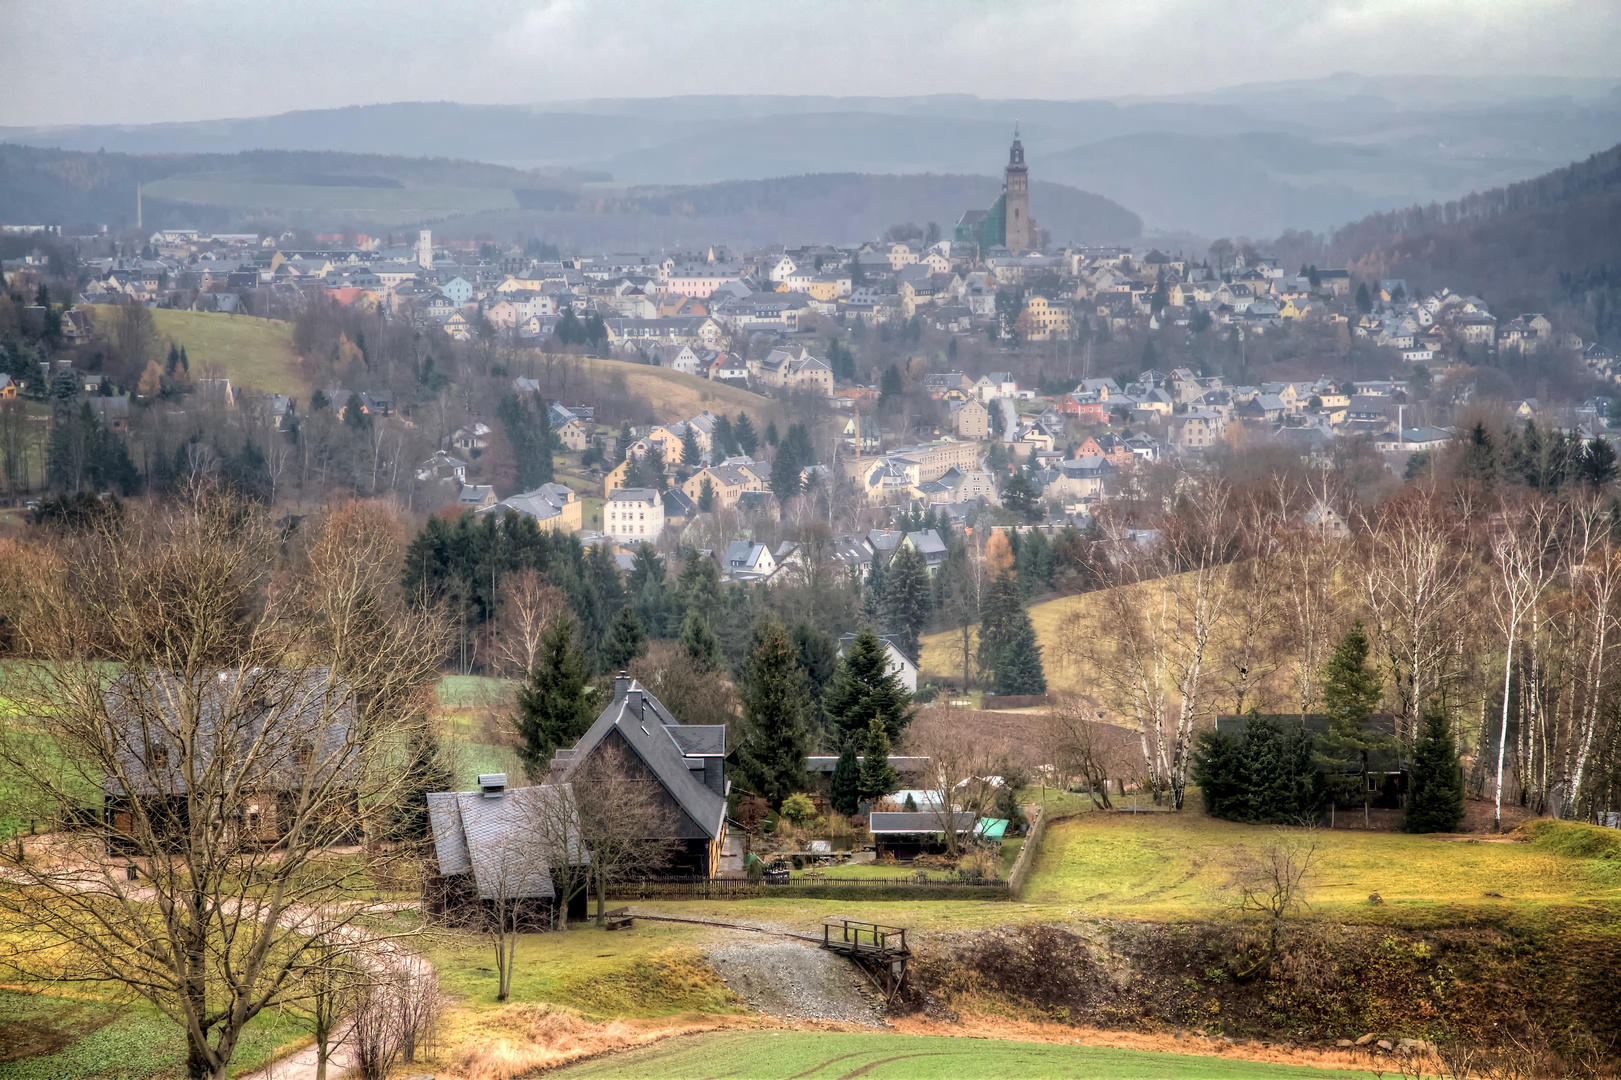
[1003,123,1032,251]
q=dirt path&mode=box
[703,938,885,1026]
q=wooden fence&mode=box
[608,875,1010,902]
[980,693,1052,710]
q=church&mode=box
[954,126,1036,253]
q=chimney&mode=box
[478,773,507,798]
[626,688,644,719]
[614,671,630,702]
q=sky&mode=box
[5,0,1620,127]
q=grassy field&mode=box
[428,920,740,1018]
[435,675,524,787]
[919,587,1099,693]
[573,357,780,425]
[141,175,521,225]
[548,1030,1365,1079]
[1023,810,1621,928]
[87,306,309,397]
[0,988,309,1080]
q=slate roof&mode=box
[554,679,728,843]
[426,784,582,900]
[868,811,979,834]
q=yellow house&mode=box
[603,458,631,496]
[1278,297,1310,319]
[1016,295,1071,341]
[627,425,689,465]
[680,460,770,510]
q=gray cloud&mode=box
[6,0,1618,125]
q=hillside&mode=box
[7,81,1619,236]
[1272,143,1621,312]
[87,306,309,396]
[569,356,781,424]
[0,143,1139,247]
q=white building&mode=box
[605,488,664,544]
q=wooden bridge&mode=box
[821,918,911,1003]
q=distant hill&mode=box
[5,82,1617,237]
[0,144,1141,247]
[1313,144,1621,303]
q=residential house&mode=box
[545,675,729,877]
[723,540,777,581]
[479,483,582,533]
[604,488,664,544]
[949,398,989,439]
[680,457,771,510]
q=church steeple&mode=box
[1003,122,1031,251]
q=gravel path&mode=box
[703,939,885,1026]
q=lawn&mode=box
[427,920,741,1019]
[435,674,523,787]
[87,306,309,397]
[0,988,310,1080]
[918,585,1105,693]
[548,1030,1366,1079]
[1023,810,1621,927]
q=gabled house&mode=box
[723,540,777,581]
[548,676,730,877]
[479,483,582,533]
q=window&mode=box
[147,743,169,768]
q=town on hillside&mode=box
[4,31,1621,1080]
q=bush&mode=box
[780,792,816,825]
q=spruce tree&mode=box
[829,738,861,816]
[734,412,759,457]
[1404,699,1465,833]
[698,476,715,512]
[976,568,1022,692]
[736,618,811,804]
[712,414,737,459]
[884,542,931,659]
[769,444,802,501]
[514,617,595,777]
[994,606,1047,695]
[824,626,913,744]
[681,424,702,467]
[857,715,900,803]
[384,725,455,845]
[601,605,648,671]
[862,554,888,628]
[1314,621,1390,827]
[677,608,720,671]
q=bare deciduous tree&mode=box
[906,704,1002,857]
[493,568,570,676]
[0,490,451,1080]
[1488,499,1559,831]
[1041,693,1120,809]
[570,743,677,926]
[1231,828,1318,980]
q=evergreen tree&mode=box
[782,422,816,466]
[1581,436,1618,488]
[676,551,723,624]
[862,553,887,628]
[736,618,811,804]
[1192,713,1322,824]
[884,542,931,660]
[879,364,904,408]
[976,565,1023,692]
[823,626,913,744]
[601,605,648,671]
[1003,472,1041,522]
[857,716,900,803]
[1314,621,1391,826]
[769,444,802,501]
[698,475,715,512]
[680,424,702,467]
[734,412,759,457]
[615,421,633,466]
[764,420,780,447]
[383,725,455,844]
[1404,699,1465,833]
[677,607,720,671]
[627,543,673,636]
[712,414,737,459]
[496,391,554,490]
[1355,282,1372,313]
[829,738,861,816]
[994,606,1047,695]
[166,342,181,375]
[514,617,595,777]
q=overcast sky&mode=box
[7,0,1619,126]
